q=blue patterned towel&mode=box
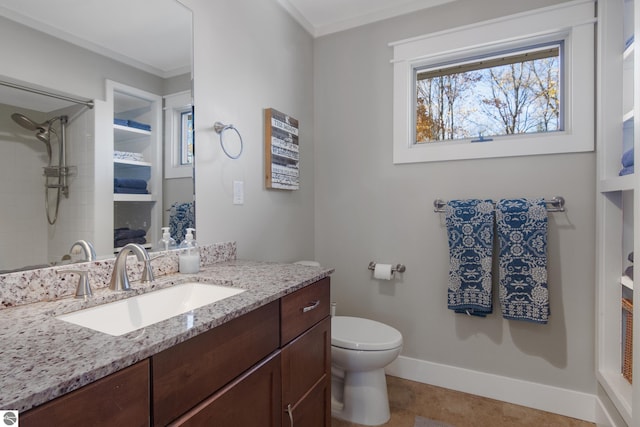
[496,199,549,324]
[169,201,195,243]
[445,199,494,316]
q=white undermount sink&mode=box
[56,282,245,336]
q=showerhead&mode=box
[36,130,49,144]
[36,126,56,144]
[10,112,53,165]
[11,113,45,132]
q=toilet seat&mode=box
[332,316,402,351]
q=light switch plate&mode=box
[233,180,244,205]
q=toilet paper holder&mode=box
[368,262,406,273]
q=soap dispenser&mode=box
[157,227,177,251]
[179,228,200,273]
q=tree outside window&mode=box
[415,44,561,143]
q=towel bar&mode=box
[433,196,565,213]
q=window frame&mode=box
[390,0,595,164]
[179,109,193,165]
[164,90,194,179]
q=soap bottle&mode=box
[179,228,200,273]
[157,227,177,251]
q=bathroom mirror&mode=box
[0,0,194,273]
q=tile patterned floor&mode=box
[331,376,595,427]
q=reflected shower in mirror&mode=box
[0,0,194,273]
[12,111,72,225]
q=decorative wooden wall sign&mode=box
[264,108,299,190]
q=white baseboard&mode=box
[385,355,597,423]
[594,397,624,427]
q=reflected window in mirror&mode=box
[180,109,193,166]
[164,90,194,178]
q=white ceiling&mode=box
[280,0,456,37]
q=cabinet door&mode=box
[281,316,331,427]
[153,301,279,426]
[169,352,282,427]
[283,377,330,427]
[20,360,149,427]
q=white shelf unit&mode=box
[109,81,163,253]
[597,0,639,424]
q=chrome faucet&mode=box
[69,240,97,261]
[109,243,153,291]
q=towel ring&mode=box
[214,121,243,159]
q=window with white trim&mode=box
[164,91,193,178]
[391,0,595,164]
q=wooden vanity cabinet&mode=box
[20,360,150,427]
[152,300,280,426]
[19,277,332,427]
[280,277,331,427]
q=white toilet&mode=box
[331,316,403,426]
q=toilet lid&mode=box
[331,316,403,351]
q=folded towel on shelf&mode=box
[169,201,195,243]
[113,118,151,131]
[114,187,149,194]
[114,227,147,241]
[619,165,634,176]
[496,198,549,324]
[114,178,148,190]
[445,199,494,317]
[622,147,634,168]
[626,35,635,50]
[114,236,147,248]
[127,120,151,131]
[113,151,145,162]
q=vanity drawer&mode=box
[153,300,280,426]
[280,277,330,346]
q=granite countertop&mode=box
[0,260,333,412]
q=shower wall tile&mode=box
[0,104,49,270]
[48,107,96,264]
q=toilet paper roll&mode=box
[373,263,394,280]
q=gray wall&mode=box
[313,0,596,394]
[185,0,316,262]
[0,16,167,101]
